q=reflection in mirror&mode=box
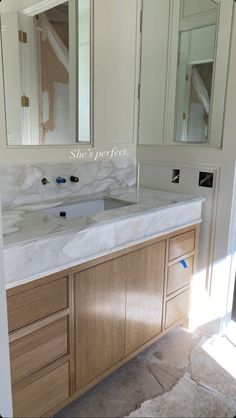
[174,0,218,143]
[138,0,170,145]
[1,0,92,146]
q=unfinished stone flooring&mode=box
[56,326,236,418]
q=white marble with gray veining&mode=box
[0,159,136,209]
[3,186,204,288]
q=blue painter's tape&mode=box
[180,259,188,269]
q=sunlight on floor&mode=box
[201,327,236,379]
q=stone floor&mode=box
[56,326,236,418]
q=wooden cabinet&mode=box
[165,290,190,329]
[7,274,73,418]
[169,230,195,261]
[125,241,165,355]
[164,228,198,329]
[7,225,198,417]
[8,276,68,332]
[75,257,127,389]
[12,361,70,418]
[167,256,193,296]
[10,317,68,384]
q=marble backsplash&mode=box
[0,159,136,209]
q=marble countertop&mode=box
[2,187,204,288]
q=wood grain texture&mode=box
[165,289,190,329]
[68,274,76,395]
[167,256,193,296]
[8,225,199,417]
[125,241,166,356]
[7,277,68,332]
[10,317,68,384]
[169,230,195,261]
[13,362,69,418]
[9,309,69,343]
[75,257,127,390]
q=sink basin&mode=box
[39,197,135,219]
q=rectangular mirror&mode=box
[175,1,218,144]
[1,0,93,146]
[138,0,233,148]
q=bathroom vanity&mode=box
[1,0,229,414]
[4,187,203,417]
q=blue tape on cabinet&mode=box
[180,259,188,269]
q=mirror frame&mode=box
[166,0,234,148]
[0,0,94,148]
[138,0,234,148]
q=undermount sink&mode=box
[39,197,135,219]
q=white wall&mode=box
[138,4,236,335]
[94,0,139,147]
[0,202,12,417]
[139,0,170,145]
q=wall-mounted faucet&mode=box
[70,176,80,183]
[42,176,79,185]
[56,177,67,184]
[41,178,50,185]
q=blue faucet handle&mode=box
[56,177,67,184]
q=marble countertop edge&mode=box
[5,218,202,290]
[3,189,204,249]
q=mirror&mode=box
[175,1,217,143]
[1,0,92,146]
[138,0,233,147]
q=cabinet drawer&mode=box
[167,256,193,296]
[8,277,68,332]
[10,317,68,383]
[169,231,195,261]
[13,361,69,418]
[165,290,190,329]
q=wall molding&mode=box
[138,159,221,297]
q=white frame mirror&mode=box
[138,0,234,148]
[0,0,94,147]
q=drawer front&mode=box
[8,277,68,332]
[165,290,190,329]
[13,362,69,418]
[10,317,68,383]
[169,231,195,261]
[167,256,193,296]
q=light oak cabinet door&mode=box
[165,289,190,329]
[13,362,70,418]
[7,277,68,332]
[125,241,166,356]
[167,256,193,296]
[10,317,68,384]
[75,257,127,390]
